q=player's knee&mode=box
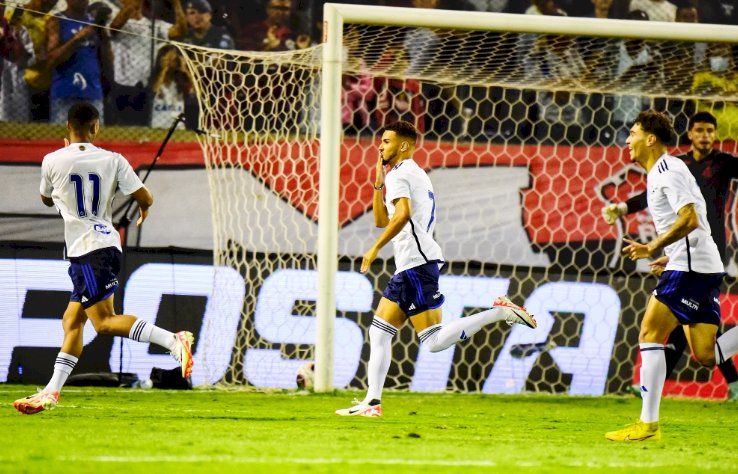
[638,327,662,343]
[91,318,115,335]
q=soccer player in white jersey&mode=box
[605,111,738,441]
[335,120,537,417]
[13,102,194,415]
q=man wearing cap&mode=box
[183,0,234,50]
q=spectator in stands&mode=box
[106,0,186,126]
[694,0,738,25]
[342,29,375,135]
[662,5,704,94]
[692,42,738,140]
[463,0,510,12]
[520,0,567,77]
[609,9,664,144]
[581,0,616,77]
[629,0,677,22]
[403,0,467,139]
[525,0,567,15]
[182,0,234,49]
[373,54,425,132]
[0,4,35,122]
[7,0,57,122]
[148,44,191,129]
[529,29,591,144]
[238,0,311,52]
[45,0,113,124]
[588,0,614,18]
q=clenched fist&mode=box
[602,202,628,225]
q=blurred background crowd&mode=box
[1,0,737,145]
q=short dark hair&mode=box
[67,102,100,130]
[634,111,674,144]
[689,111,717,130]
[627,9,649,21]
[382,120,417,143]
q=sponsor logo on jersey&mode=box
[105,279,118,290]
[94,224,111,235]
[72,72,88,91]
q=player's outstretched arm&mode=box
[131,186,154,226]
[602,191,648,224]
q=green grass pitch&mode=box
[2,385,738,473]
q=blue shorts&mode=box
[68,247,121,308]
[653,270,724,326]
[382,262,445,317]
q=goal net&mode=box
[178,6,738,398]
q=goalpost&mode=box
[177,4,738,397]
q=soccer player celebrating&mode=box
[335,120,537,417]
[605,111,738,441]
[603,112,738,400]
[13,102,194,415]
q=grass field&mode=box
[2,385,738,473]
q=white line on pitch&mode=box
[53,456,715,469]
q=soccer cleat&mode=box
[493,296,537,329]
[605,420,661,442]
[335,398,382,417]
[171,331,195,379]
[13,390,59,415]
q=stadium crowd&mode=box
[1,0,737,144]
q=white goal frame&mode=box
[316,3,738,392]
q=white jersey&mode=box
[40,143,144,257]
[384,159,444,273]
[647,153,723,273]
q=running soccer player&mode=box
[605,111,738,441]
[335,120,537,417]
[13,102,194,415]
[603,112,738,400]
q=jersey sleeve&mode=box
[625,190,648,214]
[385,168,411,203]
[115,154,145,195]
[39,157,53,197]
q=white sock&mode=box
[44,352,78,393]
[418,307,507,353]
[129,319,176,351]
[639,342,666,423]
[364,317,396,404]
[716,327,738,364]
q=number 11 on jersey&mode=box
[70,173,101,217]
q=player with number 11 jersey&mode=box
[40,144,142,258]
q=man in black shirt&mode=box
[603,111,738,400]
[182,0,234,49]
